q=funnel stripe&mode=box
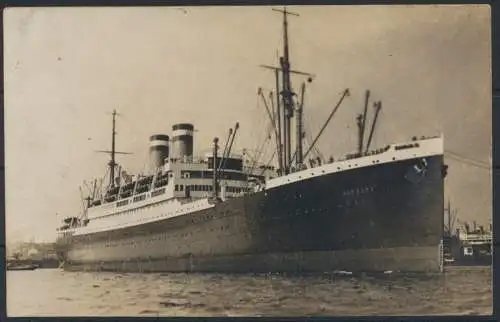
[149,140,169,147]
[173,129,194,137]
[172,123,194,131]
[150,134,170,141]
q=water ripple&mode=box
[6,266,492,317]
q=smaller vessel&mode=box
[7,263,39,271]
[443,208,492,267]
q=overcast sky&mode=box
[4,5,491,243]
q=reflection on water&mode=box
[7,266,492,317]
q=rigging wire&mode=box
[250,92,279,172]
[302,112,324,161]
[139,149,152,177]
[98,166,110,196]
[249,95,268,161]
[249,121,275,174]
[259,150,277,177]
[444,151,490,170]
[445,150,490,167]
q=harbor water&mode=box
[7,266,492,317]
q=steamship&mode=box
[55,8,446,273]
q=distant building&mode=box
[7,241,57,260]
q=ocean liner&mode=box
[55,8,447,273]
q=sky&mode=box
[4,5,491,243]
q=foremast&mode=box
[262,7,354,177]
[262,8,314,176]
[277,7,295,174]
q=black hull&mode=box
[65,247,441,273]
[60,155,444,273]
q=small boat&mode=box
[7,263,39,271]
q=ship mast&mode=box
[296,82,306,166]
[212,137,219,198]
[109,109,117,188]
[275,69,283,173]
[261,7,314,175]
[96,110,132,190]
[276,7,296,175]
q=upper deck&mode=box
[84,153,276,220]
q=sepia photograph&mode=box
[4,4,492,317]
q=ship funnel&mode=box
[171,123,194,160]
[149,134,170,170]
